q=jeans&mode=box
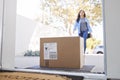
[79,31,88,53]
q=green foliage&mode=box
[24,50,40,56]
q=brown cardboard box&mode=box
[40,37,84,69]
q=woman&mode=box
[73,10,92,53]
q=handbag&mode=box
[87,33,91,38]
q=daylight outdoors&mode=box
[15,0,104,74]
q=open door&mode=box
[1,0,120,80]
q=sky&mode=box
[17,0,40,20]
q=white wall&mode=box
[1,0,16,69]
[15,15,36,56]
[104,0,120,79]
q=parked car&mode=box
[93,45,104,54]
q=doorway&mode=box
[15,0,105,79]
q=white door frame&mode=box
[0,0,4,69]
[1,0,16,69]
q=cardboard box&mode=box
[40,37,84,69]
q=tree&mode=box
[37,0,102,35]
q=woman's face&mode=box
[80,10,85,17]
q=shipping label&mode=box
[44,42,57,60]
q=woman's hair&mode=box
[76,10,86,22]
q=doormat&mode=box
[0,72,72,80]
[25,65,94,72]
